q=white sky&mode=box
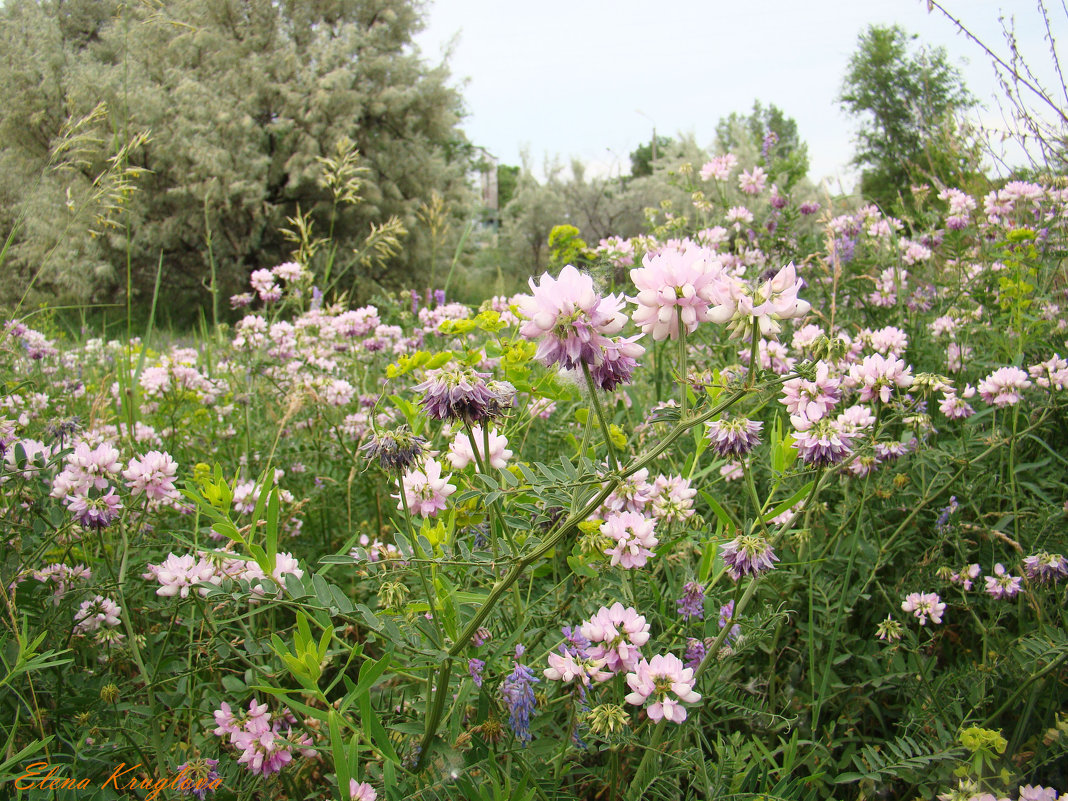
[413,0,1064,188]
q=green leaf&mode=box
[358,691,399,764]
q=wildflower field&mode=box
[3,154,1068,801]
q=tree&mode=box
[839,24,976,210]
[629,135,673,178]
[715,101,809,188]
[496,164,520,212]
[0,0,473,320]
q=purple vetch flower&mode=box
[560,625,591,657]
[705,416,763,458]
[434,289,446,306]
[718,601,741,643]
[471,626,491,647]
[413,366,515,424]
[761,130,779,162]
[589,334,644,391]
[676,581,706,621]
[410,289,420,315]
[68,489,122,530]
[500,645,538,745]
[360,427,427,472]
[468,658,486,687]
[175,758,221,799]
[1022,551,1068,583]
[984,564,1022,599]
[935,497,958,533]
[790,415,855,467]
[720,534,779,581]
[683,637,707,670]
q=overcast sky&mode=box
[413,0,1062,187]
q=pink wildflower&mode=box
[791,415,855,466]
[901,592,945,625]
[720,534,778,581]
[396,459,455,517]
[143,553,218,598]
[123,451,179,501]
[738,166,767,195]
[849,353,914,403]
[781,361,841,421]
[1028,355,1068,391]
[543,651,612,686]
[581,603,651,673]
[601,511,658,569]
[648,474,696,523]
[705,417,763,458]
[628,245,730,341]
[984,563,1021,599]
[699,153,737,181]
[447,426,513,470]
[517,265,626,370]
[624,653,701,723]
[977,366,1031,407]
[349,780,377,801]
[74,595,122,633]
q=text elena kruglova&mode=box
[14,761,223,799]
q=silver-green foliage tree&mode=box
[0,0,473,319]
[839,24,977,211]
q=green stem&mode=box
[677,308,688,418]
[582,362,620,473]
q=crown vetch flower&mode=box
[601,511,658,569]
[720,534,779,581]
[781,361,841,421]
[361,427,427,472]
[347,780,377,801]
[790,415,855,466]
[396,459,455,517]
[68,488,122,529]
[629,245,731,341]
[849,354,914,404]
[1022,551,1068,583]
[581,603,651,674]
[984,563,1022,599]
[144,553,218,598]
[74,595,122,633]
[413,366,515,424]
[447,426,513,470]
[722,262,811,340]
[517,264,626,370]
[705,416,763,458]
[123,450,179,502]
[624,653,701,724]
[590,335,645,390]
[648,474,696,523]
[901,591,945,625]
[977,366,1031,407]
[543,651,612,686]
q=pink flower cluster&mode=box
[624,653,701,724]
[601,511,658,569]
[901,592,945,625]
[580,603,650,674]
[212,699,316,776]
[517,264,628,370]
[447,426,512,470]
[396,458,455,517]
